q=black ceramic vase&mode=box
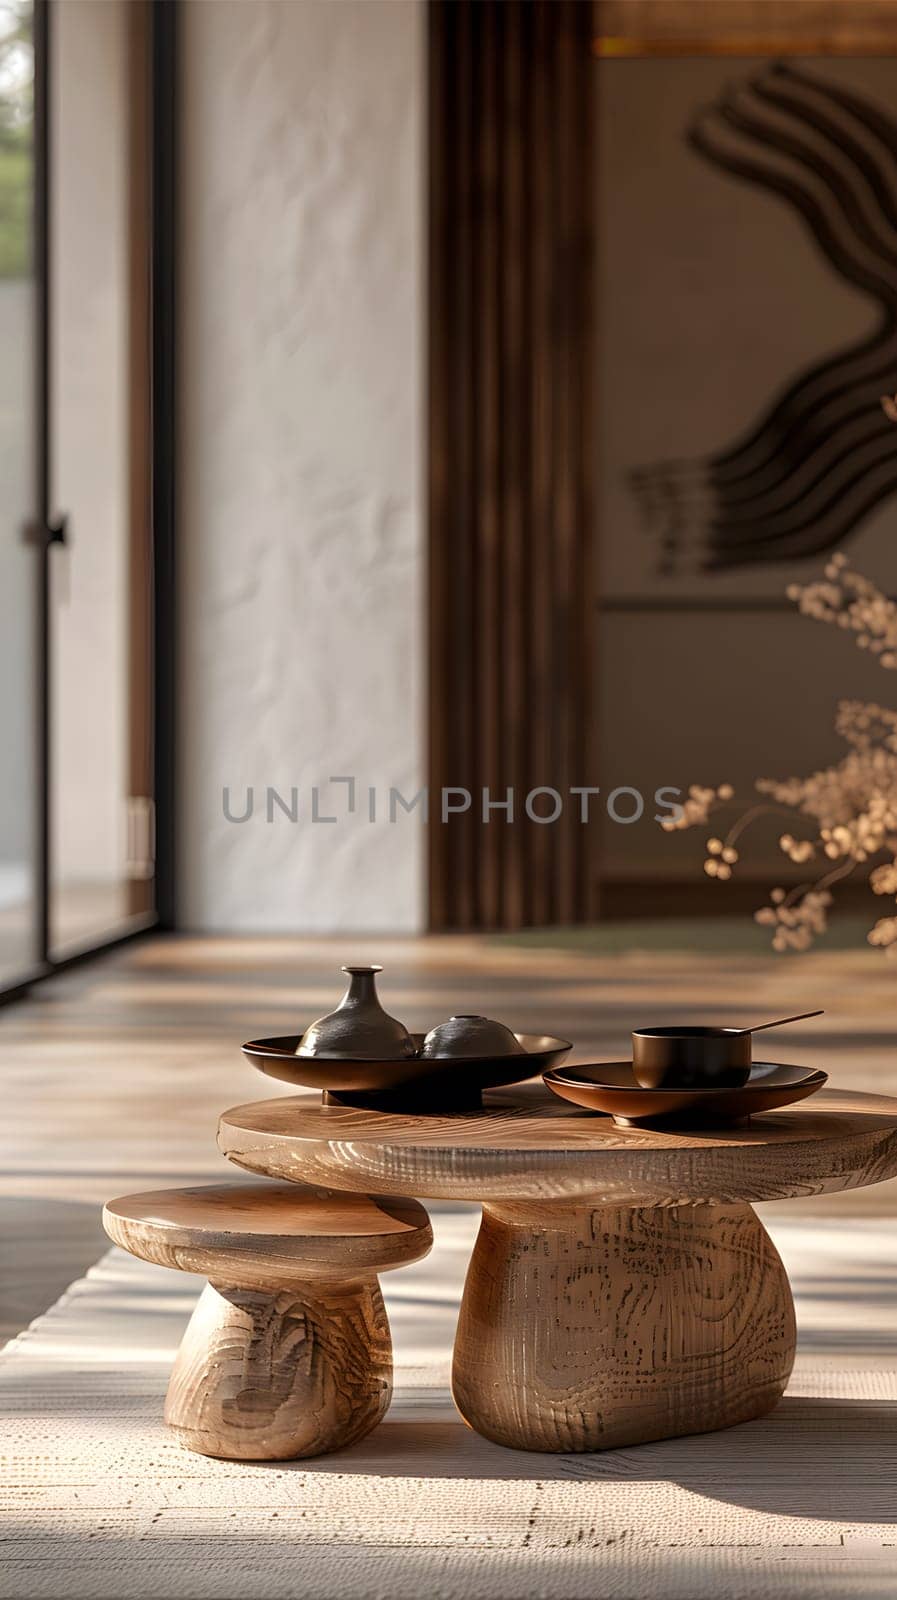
[297,966,415,1060]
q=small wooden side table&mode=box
[103,1182,432,1459]
[219,1083,897,1453]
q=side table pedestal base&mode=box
[164,1276,392,1460]
[452,1201,796,1453]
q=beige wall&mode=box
[595,56,897,883]
[179,0,425,932]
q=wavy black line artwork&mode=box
[630,62,897,574]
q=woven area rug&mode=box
[2,1208,897,1600]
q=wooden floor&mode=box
[3,927,897,1342]
[4,929,897,1598]
[4,1209,897,1598]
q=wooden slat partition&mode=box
[428,0,596,931]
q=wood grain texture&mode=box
[164,1275,392,1460]
[452,1201,796,1452]
[595,0,897,54]
[428,0,596,931]
[103,1183,431,1460]
[218,1084,897,1207]
[102,1183,432,1287]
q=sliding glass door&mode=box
[0,0,40,988]
[48,0,154,957]
[0,0,169,999]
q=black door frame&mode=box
[0,0,177,1006]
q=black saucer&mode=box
[543,1061,827,1126]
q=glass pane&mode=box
[0,0,38,986]
[49,0,152,956]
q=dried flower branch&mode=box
[675,553,897,955]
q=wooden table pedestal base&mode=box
[164,1275,392,1461]
[452,1201,797,1453]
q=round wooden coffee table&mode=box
[219,1082,897,1453]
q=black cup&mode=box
[631,1026,752,1089]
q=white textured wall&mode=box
[180,0,425,932]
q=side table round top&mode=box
[218,1081,897,1206]
[103,1181,433,1282]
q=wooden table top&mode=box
[218,1081,897,1206]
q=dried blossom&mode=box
[676,554,897,954]
[754,889,832,953]
[785,554,897,669]
[869,916,897,954]
[870,860,897,895]
[660,783,732,832]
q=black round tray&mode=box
[242,1031,572,1111]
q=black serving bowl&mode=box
[632,1026,752,1089]
[242,1031,572,1111]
